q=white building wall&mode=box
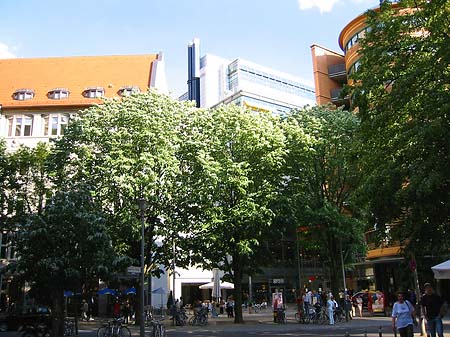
[199,54,230,108]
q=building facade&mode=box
[182,39,316,114]
[0,53,167,150]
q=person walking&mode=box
[356,296,363,318]
[82,300,89,321]
[327,295,336,325]
[392,291,415,337]
[304,290,312,316]
[420,283,445,337]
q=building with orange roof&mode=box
[0,53,167,150]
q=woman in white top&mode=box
[392,291,415,337]
[327,295,336,325]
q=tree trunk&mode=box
[232,254,244,324]
[328,240,342,296]
[51,288,64,337]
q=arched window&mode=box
[48,88,70,99]
[118,86,140,97]
[83,87,105,98]
[13,88,35,101]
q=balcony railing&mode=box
[365,229,403,259]
[328,63,347,82]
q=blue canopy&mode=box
[97,288,117,296]
[64,290,74,297]
[152,287,166,294]
[123,287,136,295]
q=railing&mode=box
[328,63,347,79]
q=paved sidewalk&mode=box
[78,309,450,336]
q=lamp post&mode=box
[138,198,147,337]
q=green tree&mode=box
[49,91,198,306]
[0,143,51,232]
[281,106,366,294]
[350,0,450,270]
[15,185,116,337]
[188,105,286,323]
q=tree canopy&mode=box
[281,105,366,294]
[350,0,450,264]
[186,104,287,323]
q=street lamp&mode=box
[138,198,147,337]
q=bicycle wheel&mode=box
[97,326,109,337]
[158,325,167,337]
[118,326,131,337]
[199,315,208,326]
[188,316,196,326]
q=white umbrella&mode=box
[431,259,450,279]
[152,287,167,312]
[199,281,234,290]
[212,269,221,300]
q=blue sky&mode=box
[1,0,380,97]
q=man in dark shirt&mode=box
[420,283,445,337]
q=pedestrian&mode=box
[356,295,363,318]
[344,294,352,321]
[219,299,225,315]
[327,295,336,325]
[420,283,445,337]
[113,299,121,318]
[226,297,234,318]
[82,300,89,321]
[304,289,312,316]
[392,291,415,337]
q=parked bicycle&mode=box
[97,317,130,337]
[275,307,286,324]
[148,319,166,337]
[188,307,208,326]
[64,317,76,337]
[172,308,187,326]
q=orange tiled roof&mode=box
[0,54,158,109]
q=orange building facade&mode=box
[0,53,167,150]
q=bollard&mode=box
[344,332,350,337]
[364,329,367,337]
[378,325,383,337]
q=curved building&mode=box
[311,3,405,295]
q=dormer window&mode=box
[48,88,70,100]
[13,88,35,101]
[118,86,140,97]
[83,87,105,98]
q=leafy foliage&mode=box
[349,0,450,261]
[15,185,116,336]
[281,106,366,293]
[50,91,198,273]
[187,105,286,322]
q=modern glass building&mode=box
[181,39,315,115]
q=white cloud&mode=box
[297,0,340,13]
[0,43,16,59]
[297,0,373,13]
